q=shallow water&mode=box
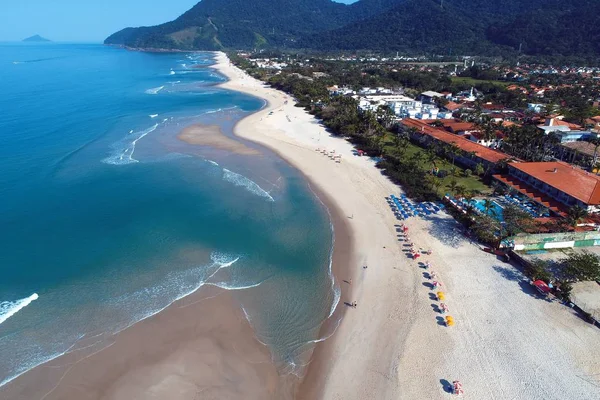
[0,44,335,385]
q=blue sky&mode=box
[0,0,357,42]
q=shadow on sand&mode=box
[424,214,467,249]
[492,265,554,303]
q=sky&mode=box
[0,0,358,42]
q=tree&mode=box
[471,214,500,245]
[446,179,459,196]
[455,184,467,199]
[475,163,485,176]
[560,251,600,282]
[526,259,552,283]
[445,143,461,168]
[496,204,534,248]
[482,198,496,218]
[567,205,589,227]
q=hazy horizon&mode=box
[1,0,358,42]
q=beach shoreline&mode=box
[3,48,599,400]
[211,51,600,400]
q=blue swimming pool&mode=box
[471,199,505,221]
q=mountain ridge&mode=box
[104,0,600,57]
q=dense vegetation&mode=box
[106,0,600,58]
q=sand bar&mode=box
[177,123,260,155]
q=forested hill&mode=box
[105,0,361,50]
[105,0,600,57]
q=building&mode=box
[538,117,597,143]
[557,141,599,170]
[494,161,600,215]
[401,119,510,172]
[419,91,444,104]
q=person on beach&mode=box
[353,301,357,308]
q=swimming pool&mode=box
[471,199,505,221]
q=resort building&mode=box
[557,141,599,171]
[493,161,600,215]
[400,119,509,172]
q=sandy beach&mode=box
[213,51,600,399]
[2,50,599,400]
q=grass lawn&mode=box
[451,76,510,87]
[382,134,491,197]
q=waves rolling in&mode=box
[223,168,275,201]
[0,294,39,325]
[145,86,164,95]
[102,123,158,165]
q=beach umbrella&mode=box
[445,316,454,326]
[437,292,445,301]
[433,281,443,288]
[440,303,449,313]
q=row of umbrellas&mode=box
[389,194,442,220]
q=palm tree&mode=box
[588,137,600,172]
[482,199,496,217]
[446,179,459,196]
[567,205,589,227]
[475,163,485,177]
[445,143,461,168]
[455,184,467,200]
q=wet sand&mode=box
[0,287,297,400]
[177,123,260,155]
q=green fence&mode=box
[510,231,600,250]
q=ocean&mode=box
[0,43,336,386]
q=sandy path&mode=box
[214,52,600,400]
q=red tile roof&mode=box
[401,119,510,164]
[444,101,463,111]
[493,174,569,216]
[510,161,600,205]
[443,121,477,133]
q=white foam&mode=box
[169,69,176,75]
[207,160,219,166]
[0,293,39,325]
[102,123,158,165]
[0,349,64,388]
[145,86,164,95]
[149,114,159,118]
[206,281,263,291]
[222,169,275,202]
[112,251,241,334]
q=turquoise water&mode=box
[0,44,336,385]
[472,199,505,221]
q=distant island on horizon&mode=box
[23,35,51,42]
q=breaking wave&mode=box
[145,86,164,95]
[222,169,275,201]
[102,124,158,165]
[0,293,39,325]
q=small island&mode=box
[23,35,51,42]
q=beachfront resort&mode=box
[229,51,600,398]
